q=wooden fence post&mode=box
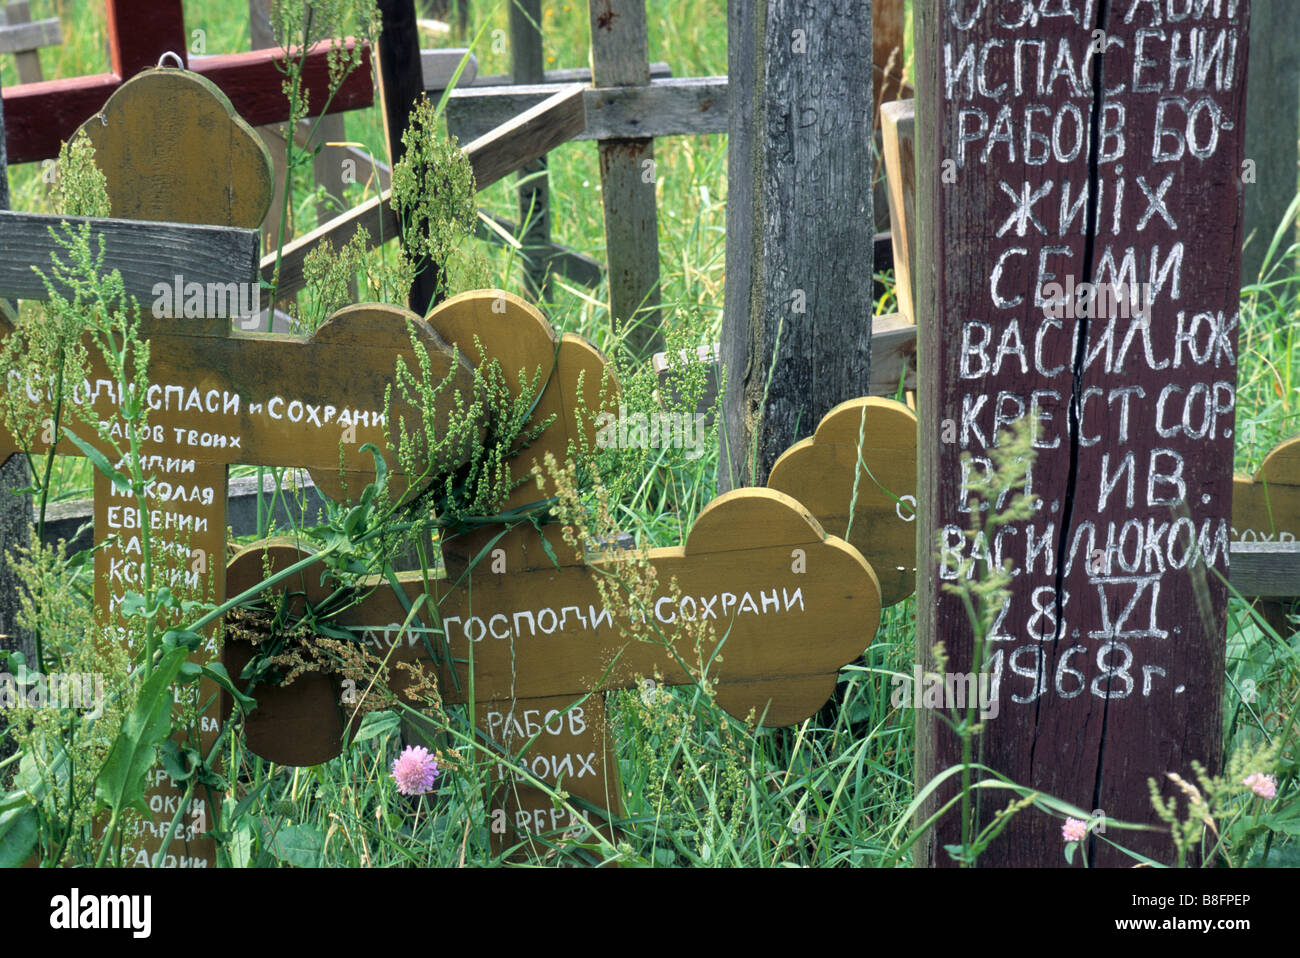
[589,0,663,360]
[718,0,875,491]
[510,0,553,301]
[378,0,442,315]
[1242,0,1299,285]
[915,2,1252,867]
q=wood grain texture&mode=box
[0,211,260,303]
[589,0,662,359]
[446,77,729,144]
[83,68,273,228]
[914,2,1251,868]
[719,0,875,491]
[1230,544,1300,598]
[71,52,245,869]
[226,488,881,757]
[881,99,916,324]
[265,84,588,301]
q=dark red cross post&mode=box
[1,0,372,164]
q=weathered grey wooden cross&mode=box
[223,290,885,856]
[0,68,472,867]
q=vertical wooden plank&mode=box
[0,81,35,713]
[1242,0,1299,284]
[718,0,875,491]
[589,0,663,360]
[377,0,441,315]
[881,98,915,323]
[512,0,552,301]
[107,0,187,77]
[5,2,47,83]
[915,1,1251,867]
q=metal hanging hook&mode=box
[157,51,184,69]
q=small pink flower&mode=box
[1062,817,1088,843]
[1243,772,1277,800]
[391,745,439,796]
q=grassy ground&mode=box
[3,1,1298,867]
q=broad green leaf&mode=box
[352,710,400,743]
[268,823,323,867]
[0,807,38,867]
[94,646,189,816]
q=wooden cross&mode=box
[914,3,1252,866]
[223,290,884,855]
[0,68,471,867]
[1,0,372,164]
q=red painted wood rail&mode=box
[1,0,372,164]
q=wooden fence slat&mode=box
[447,76,728,144]
[881,98,915,323]
[1230,543,1300,598]
[0,15,59,57]
[0,211,261,303]
[470,60,671,88]
[589,0,662,359]
[2,2,59,82]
